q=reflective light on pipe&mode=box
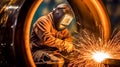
[6,6,19,10]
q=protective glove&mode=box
[64,42,75,53]
[55,38,75,53]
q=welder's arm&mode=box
[34,21,74,52]
[62,29,73,42]
[54,29,74,52]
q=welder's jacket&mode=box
[31,12,72,52]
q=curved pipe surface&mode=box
[21,0,111,67]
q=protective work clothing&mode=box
[30,3,74,63]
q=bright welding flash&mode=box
[92,51,111,63]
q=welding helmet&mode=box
[52,3,74,31]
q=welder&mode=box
[30,3,75,65]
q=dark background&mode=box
[103,0,120,31]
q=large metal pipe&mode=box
[67,0,111,41]
[15,0,111,67]
[15,0,42,67]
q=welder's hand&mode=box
[64,42,75,53]
[55,38,74,52]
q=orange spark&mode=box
[68,30,120,67]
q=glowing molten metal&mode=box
[92,51,111,63]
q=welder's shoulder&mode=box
[34,15,50,25]
[37,15,48,22]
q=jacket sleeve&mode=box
[62,29,73,42]
[33,17,72,51]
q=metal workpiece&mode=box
[103,58,120,67]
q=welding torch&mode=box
[73,48,81,52]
